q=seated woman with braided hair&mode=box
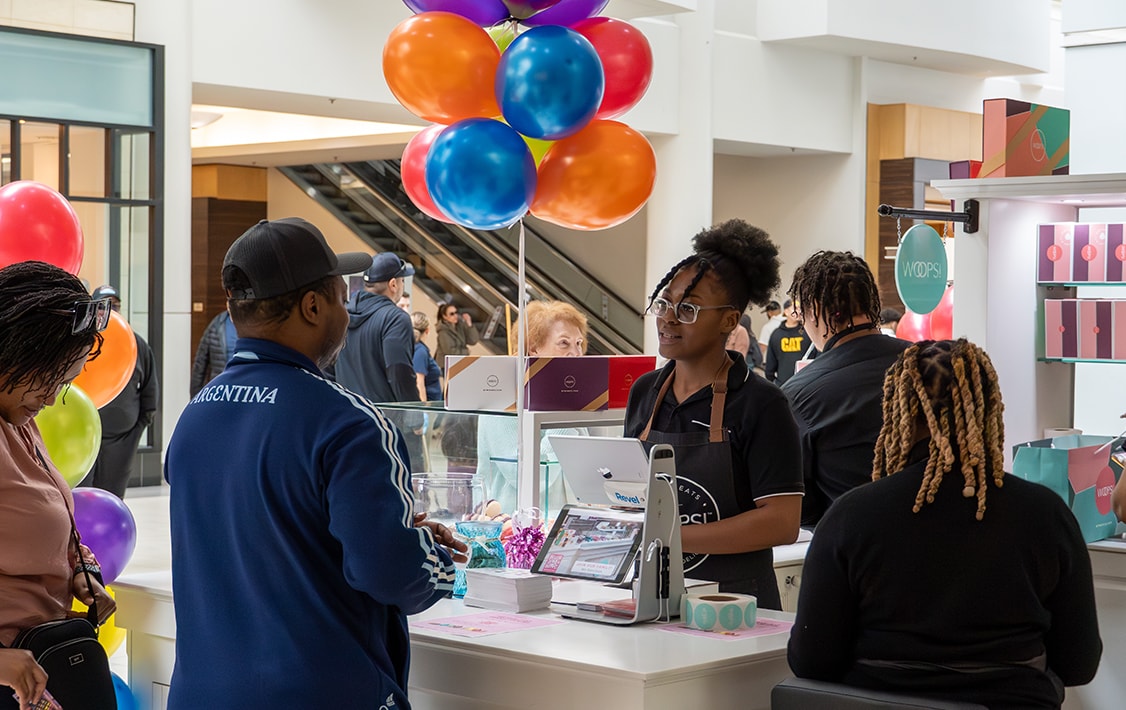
[789,339,1102,709]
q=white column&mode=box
[134,0,193,456]
[644,5,715,355]
[1063,1,1126,440]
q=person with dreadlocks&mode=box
[781,250,910,527]
[789,339,1102,709]
[623,219,802,608]
[0,261,117,708]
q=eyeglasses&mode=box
[647,297,736,325]
[44,298,113,334]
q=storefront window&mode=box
[114,130,150,200]
[68,125,107,198]
[0,120,9,185]
[19,121,61,191]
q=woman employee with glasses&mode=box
[0,261,116,708]
[623,220,803,609]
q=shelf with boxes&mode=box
[1036,221,1126,363]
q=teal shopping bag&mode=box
[1012,435,1123,543]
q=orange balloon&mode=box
[383,12,501,124]
[73,311,137,408]
[530,120,656,231]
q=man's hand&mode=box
[414,513,469,563]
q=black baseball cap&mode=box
[91,284,121,302]
[364,252,416,283]
[223,218,372,300]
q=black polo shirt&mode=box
[624,352,803,511]
[781,333,911,527]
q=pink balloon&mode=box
[0,181,84,273]
[896,309,932,342]
[401,125,453,223]
[929,284,954,340]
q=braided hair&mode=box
[645,219,781,314]
[0,261,104,394]
[788,251,881,339]
[872,339,1006,521]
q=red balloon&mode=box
[573,18,653,120]
[929,284,954,340]
[0,181,84,273]
[896,309,932,342]
[401,125,453,223]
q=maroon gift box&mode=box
[524,357,609,411]
[948,160,982,179]
[608,356,656,409]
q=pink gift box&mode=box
[1072,223,1108,283]
[1078,300,1098,360]
[1111,224,1126,283]
[1044,299,1064,359]
[1038,224,1073,282]
[1115,301,1126,359]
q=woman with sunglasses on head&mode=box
[0,261,117,709]
[624,220,802,608]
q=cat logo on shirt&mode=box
[780,337,805,353]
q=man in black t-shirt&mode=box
[782,252,910,528]
[764,300,812,385]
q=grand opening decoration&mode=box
[385,1,656,232]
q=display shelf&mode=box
[1039,357,1126,364]
[1037,281,1126,287]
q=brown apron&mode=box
[639,360,781,608]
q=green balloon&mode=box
[35,383,101,488]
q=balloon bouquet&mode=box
[895,284,955,342]
[0,179,140,663]
[386,0,657,231]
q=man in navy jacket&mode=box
[165,218,464,709]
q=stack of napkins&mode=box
[463,568,553,613]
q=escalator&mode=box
[278,161,643,355]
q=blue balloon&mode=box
[426,118,537,230]
[112,672,138,710]
[497,25,604,140]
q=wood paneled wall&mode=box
[190,165,267,360]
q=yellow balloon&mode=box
[72,585,126,657]
[522,135,554,166]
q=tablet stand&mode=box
[560,443,685,625]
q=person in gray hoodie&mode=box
[334,252,426,471]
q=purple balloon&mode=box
[404,0,509,26]
[522,0,607,27]
[73,488,137,585]
[502,0,561,20]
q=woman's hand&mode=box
[70,571,116,625]
[0,649,48,709]
[414,513,469,564]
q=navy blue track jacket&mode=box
[165,338,454,709]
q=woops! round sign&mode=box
[895,224,949,314]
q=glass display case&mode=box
[375,402,626,520]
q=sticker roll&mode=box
[679,593,757,631]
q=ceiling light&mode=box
[190,111,223,129]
